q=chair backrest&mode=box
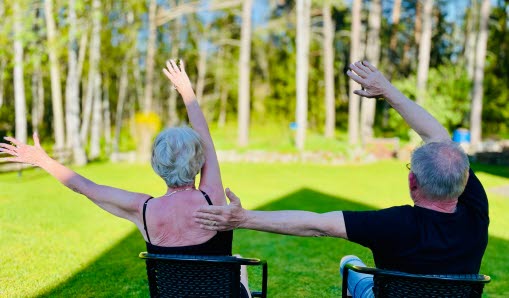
[139,252,267,298]
[342,264,490,298]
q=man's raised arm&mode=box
[194,188,348,239]
[347,61,450,143]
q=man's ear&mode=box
[409,172,418,191]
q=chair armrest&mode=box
[344,263,491,284]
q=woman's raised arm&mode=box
[162,59,225,205]
[0,133,148,222]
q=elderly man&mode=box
[194,61,489,298]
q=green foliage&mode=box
[1,161,508,297]
[482,4,509,138]
[387,64,471,139]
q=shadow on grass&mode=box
[38,188,509,297]
[472,162,509,180]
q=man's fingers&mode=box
[353,90,375,98]
[225,188,241,204]
[362,60,377,72]
[346,70,365,85]
[195,206,222,215]
[349,63,368,78]
[355,61,370,73]
[0,147,17,156]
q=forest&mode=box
[0,0,508,165]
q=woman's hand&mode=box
[0,133,49,166]
[162,59,196,103]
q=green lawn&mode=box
[1,161,508,297]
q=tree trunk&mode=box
[323,1,335,138]
[348,0,362,145]
[384,0,402,127]
[66,0,87,165]
[0,59,5,109]
[360,0,381,145]
[295,0,311,150]
[44,0,66,150]
[143,0,157,112]
[465,0,478,80]
[113,63,128,156]
[237,0,253,146]
[167,5,181,127]
[102,83,111,155]
[80,0,102,145]
[218,88,228,127]
[31,61,44,133]
[470,0,490,146]
[89,74,102,159]
[196,40,208,105]
[416,0,433,106]
[13,2,27,144]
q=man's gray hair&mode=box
[411,141,470,200]
[151,126,205,187]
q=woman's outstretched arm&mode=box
[163,59,225,205]
[0,134,147,222]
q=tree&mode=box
[44,0,66,151]
[143,0,157,112]
[80,0,102,159]
[348,0,362,145]
[65,0,87,165]
[295,0,311,150]
[237,0,253,146]
[322,0,335,138]
[470,0,491,146]
[360,0,381,144]
[416,0,433,107]
[13,2,27,144]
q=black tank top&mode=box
[142,190,233,256]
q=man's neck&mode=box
[414,197,458,213]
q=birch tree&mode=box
[416,0,433,106]
[13,2,27,143]
[348,0,362,145]
[295,0,311,150]
[66,0,87,165]
[322,0,335,138]
[44,0,66,150]
[80,0,101,146]
[470,0,490,146]
[144,0,157,112]
[360,0,381,144]
[238,0,253,146]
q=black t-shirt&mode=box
[343,169,489,274]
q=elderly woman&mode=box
[0,59,250,296]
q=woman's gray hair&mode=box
[411,141,470,200]
[151,126,205,187]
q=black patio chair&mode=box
[342,263,490,298]
[139,252,268,298]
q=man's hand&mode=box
[194,188,247,231]
[0,133,49,166]
[347,61,394,99]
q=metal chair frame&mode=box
[140,252,268,298]
[342,263,490,298]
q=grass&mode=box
[1,161,508,297]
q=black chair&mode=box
[139,252,268,298]
[342,263,490,298]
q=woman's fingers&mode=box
[0,143,17,152]
[33,132,41,148]
[3,136,21,146]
